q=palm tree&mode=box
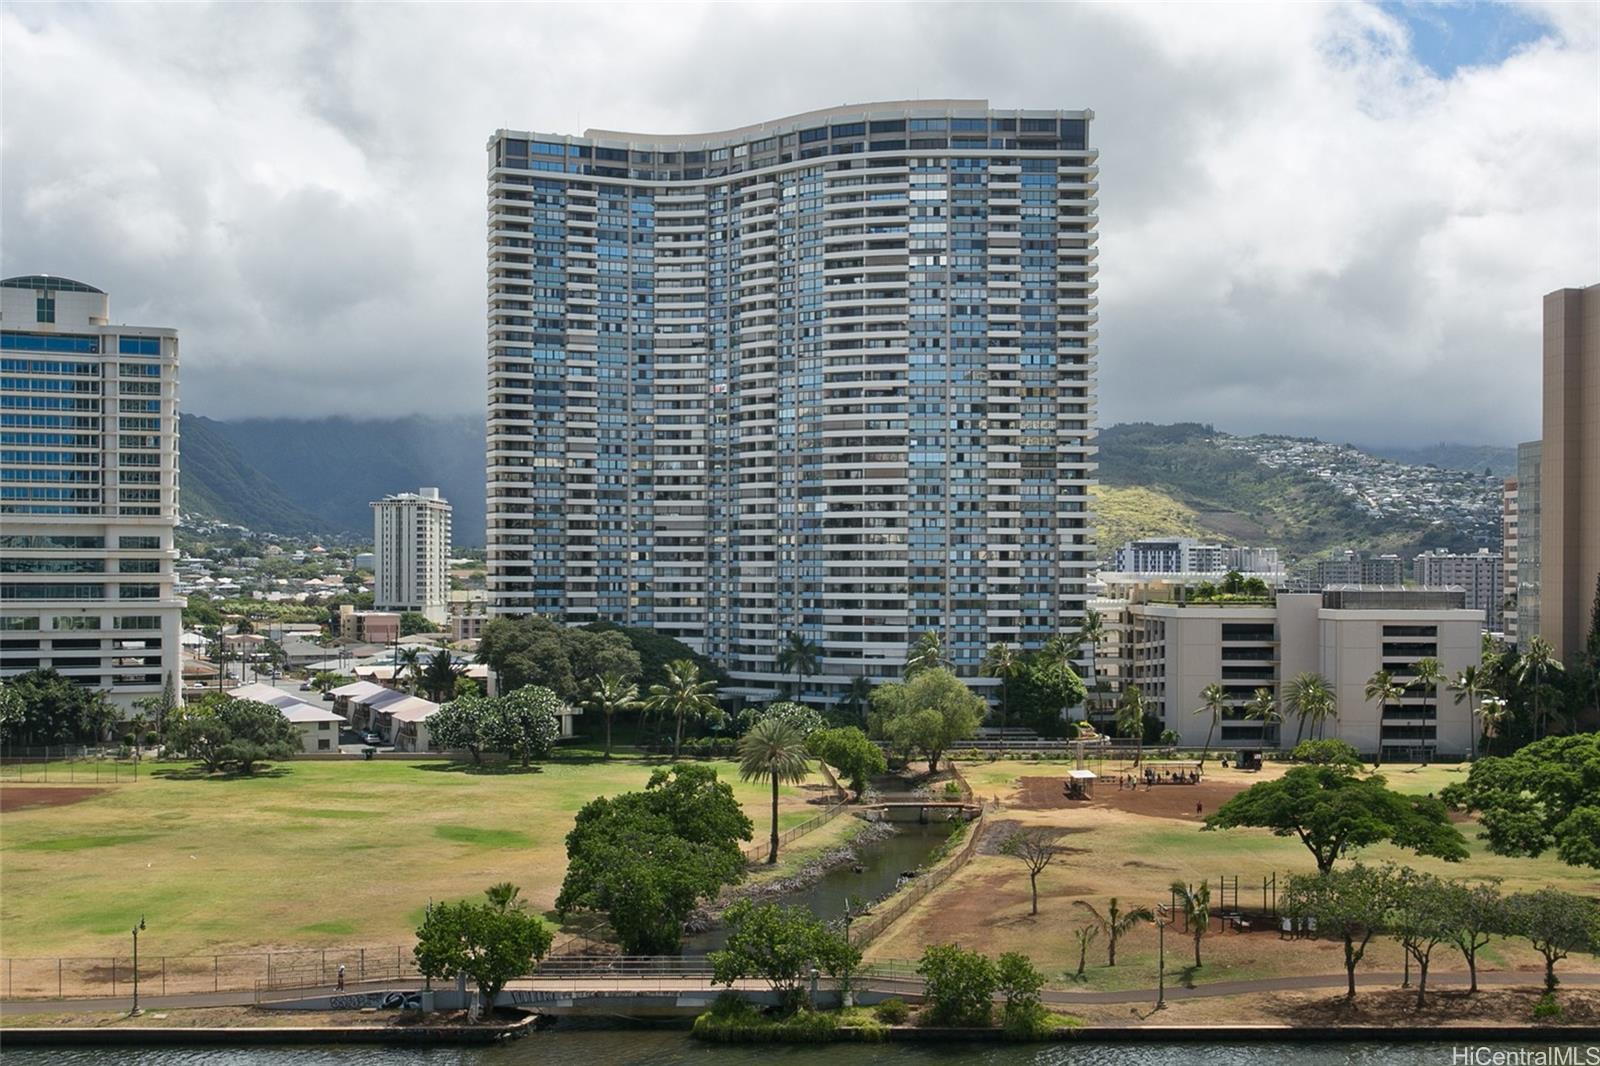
[396,646,423,694]
[1284,672,1333,745]
[1194,682,1228,765]
[1115,684,1148,766]
[1478,696,1509,754]
[1364,670,1405,767]
[1171,880,1211,967]
[840,675,873,726]
[904,630,949,677]
[484,882,525,912]
[420,650,464,703]
[1076,608,1106,711]
[980,641,1021,732]
[1071,897,1153,967]
[775,631,822,700]
[587,673,640,760]
[1449,665,1489,761]
[1244,687,1281,746]
[1514,636,1565,739]
[646,659,720,758]
[737,717,812,864]
[1409,656,1445,712]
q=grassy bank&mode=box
[0,753,837,957]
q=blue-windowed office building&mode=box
[486,101,1099,705]
[0,276,182,712]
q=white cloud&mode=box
[2,1,1594,444]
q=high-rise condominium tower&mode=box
[0,276,182,712]
[1540,284,1599,663]
[372,487,452,624]
[486,101,1098,703]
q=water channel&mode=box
[682,814,961,953]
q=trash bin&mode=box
[362,746,376,761]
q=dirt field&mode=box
[869,758,1600,991]
[0,787,106,813]
[1017,776,1243,819]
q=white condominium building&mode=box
[486,101,1099,702]
[372,487,451,624]
[0,276,182,712]
[1098,581,1482,762]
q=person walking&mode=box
[337,964,345,991]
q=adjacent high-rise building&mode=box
[1314,551,1406,588]
[372,487,452,624]
[1110,537,1280,579]
[1501,476,1518,640]
[0,275,182,712]
[1413,548,1502,630]
[486,101,1099,702]
[1515,440,1542,646]
[1540,284,1599,663]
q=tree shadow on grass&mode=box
[413,761,546,775]
[1175,964,1202,989]
[150,765,293,781]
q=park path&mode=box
[2,969,1596,1016]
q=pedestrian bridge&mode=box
[858,801,981,823]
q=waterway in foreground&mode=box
[6,1035,1590,1066]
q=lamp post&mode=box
[1154,903,1170,1012]
[130,915,147,1015]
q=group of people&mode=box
[1114,768,1202,789]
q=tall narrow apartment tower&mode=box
[372,487,452,625]
[1541,284,1600,663]
[0,276,182,712]
[485,102,1099,703]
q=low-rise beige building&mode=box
[1097,582,1482,761]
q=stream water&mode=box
[681,817,959,953]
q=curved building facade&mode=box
[486,100,1098,703]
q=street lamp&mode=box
[1153,903,1171,1012]
[130,915,147,1015]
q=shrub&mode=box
[1290,739,1363,767]
[942,780,962,798]
[1000,1001,1056,1040]
[917,944,996,1027]
[996,951,1044,1027]
[873,998,910,1024]
[1532,993,1562,1021]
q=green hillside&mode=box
[1089,484,1211,550]
[1095,422,1479,562]
[179,415,327,535]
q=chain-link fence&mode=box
[1,946,420,1001]
[0,747,147,784]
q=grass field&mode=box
[0,753,840,959]
[870,757,1600,990]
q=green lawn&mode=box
[0,754,839,959]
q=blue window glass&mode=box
[118,337,159,355]
[830,122,865,138]
[798,127,828,143]
[1060,119,1087,149]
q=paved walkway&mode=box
[3,969,1595,1016]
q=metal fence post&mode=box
[58,958,63,999]
[161,956,166,995]
[111,957,117,996]
[214,956,219,993]
[359,948,365,981]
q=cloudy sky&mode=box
[3,1,1595,446]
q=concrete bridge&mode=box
[858,801,980,823]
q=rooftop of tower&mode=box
[1,274,105,294]
[492,100,1094,153]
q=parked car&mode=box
[321,691,335,702]
[361,730,383,746]
[299,681,312,691]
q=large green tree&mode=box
[1005,656,1087,736]
[557,764,752,954]
[428,693,494,764]
[709,900,859,1013]
[413,885,553,1012]
[1440,733,1600,868]
[165,695,298,774]
[806,726,885,798]
[585,673,639,760]
[478,617,642,705]
[483,685,563,768]
[1504,888,1600,994]
[868,667,983,773]
[1282,863,1397,999]
[1205,765,1467,873]
[0,669,112,746]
